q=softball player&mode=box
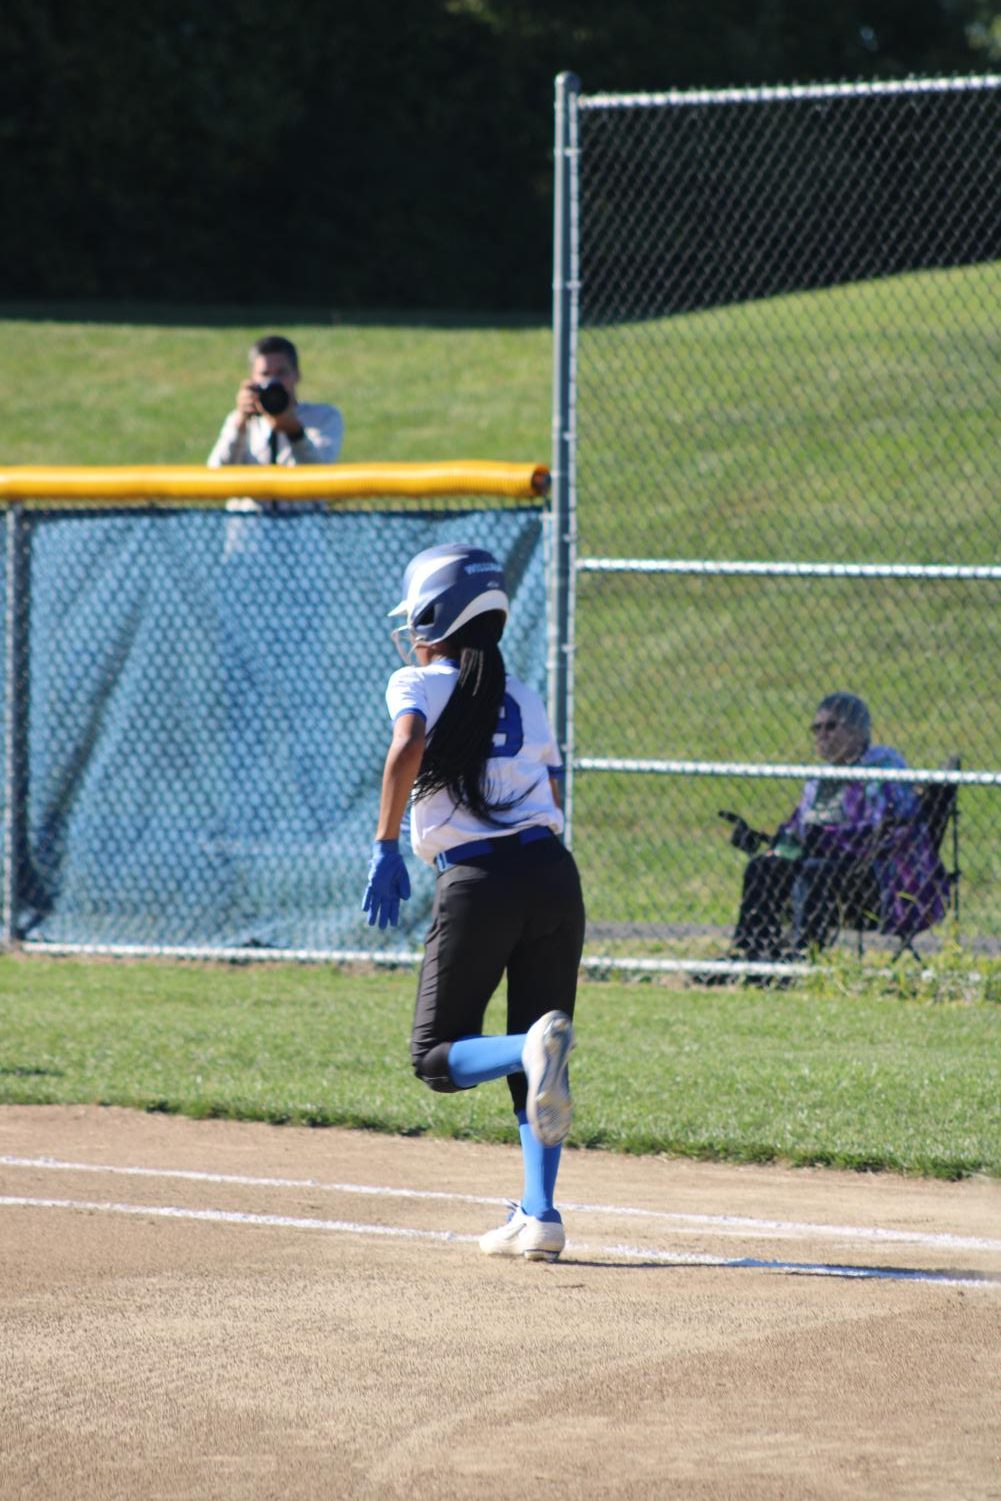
[362,543,585,1261]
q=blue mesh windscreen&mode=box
[19,506,546,950]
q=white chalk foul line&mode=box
[1,1154,999,1255]
[0,1193,475,1243]
[1,1193,997,1290]
[0,1154,500,1207]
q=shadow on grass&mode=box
[0,1065,65,1078]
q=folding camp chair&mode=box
[840,754,960,960]
[918,755,961,924]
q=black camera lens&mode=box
[256,380,290,415]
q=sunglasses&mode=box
[811,719,841,734]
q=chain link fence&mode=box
[553,74,1001,973]
[2,491,547,958]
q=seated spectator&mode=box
[208,333,344,470]
[716,692,949,965]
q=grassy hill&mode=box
[0,310,551,467]
[571,263,1000,944]
[1,264,998,950]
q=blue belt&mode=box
[434,825,553,872]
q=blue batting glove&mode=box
[362,838,411,929]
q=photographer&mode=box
[208,334,344,471]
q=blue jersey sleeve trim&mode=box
[392,706,427,723]
[548,764,565,778]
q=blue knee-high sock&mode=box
[447,1034,527,1088]
[517,1109,563,1221]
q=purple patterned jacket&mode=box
[779,745,950,937]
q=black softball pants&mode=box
[411,835,585,1112]
[733,852,865,959]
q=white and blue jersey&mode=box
[386,661,564,865]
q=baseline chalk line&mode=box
[2,1154,998,1254]
[1,1193,998,1289]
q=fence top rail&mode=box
[578,558,1001,581]
[579,75,1001,110]
[0,462,551,506]
[576,757,1000,786]
[19,941,422,966]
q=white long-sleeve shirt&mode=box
[207,401,344,468]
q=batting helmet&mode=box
[389,544,509,650]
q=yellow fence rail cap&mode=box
[0,462,551,506]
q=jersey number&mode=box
[492,694,524,758]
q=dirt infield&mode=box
[1,1105,999,1500]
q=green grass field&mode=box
[2,956,999,1179]
[569,263,1001,943]
[0,282,998,1177]
[0,311,551,467]
[576,264,1000,562]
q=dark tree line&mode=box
[1,0,996,312]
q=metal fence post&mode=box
[3,505,28,947]
[550,70,580,842]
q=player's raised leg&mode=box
[521,1009,575,1147]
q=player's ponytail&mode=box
[414,610,522,823]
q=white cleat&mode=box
[479,1205,566,1262]
[522,1010,575,1147]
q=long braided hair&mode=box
[413,610,523,823]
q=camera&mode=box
[253,379,290,416]
[718,809,768,856]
